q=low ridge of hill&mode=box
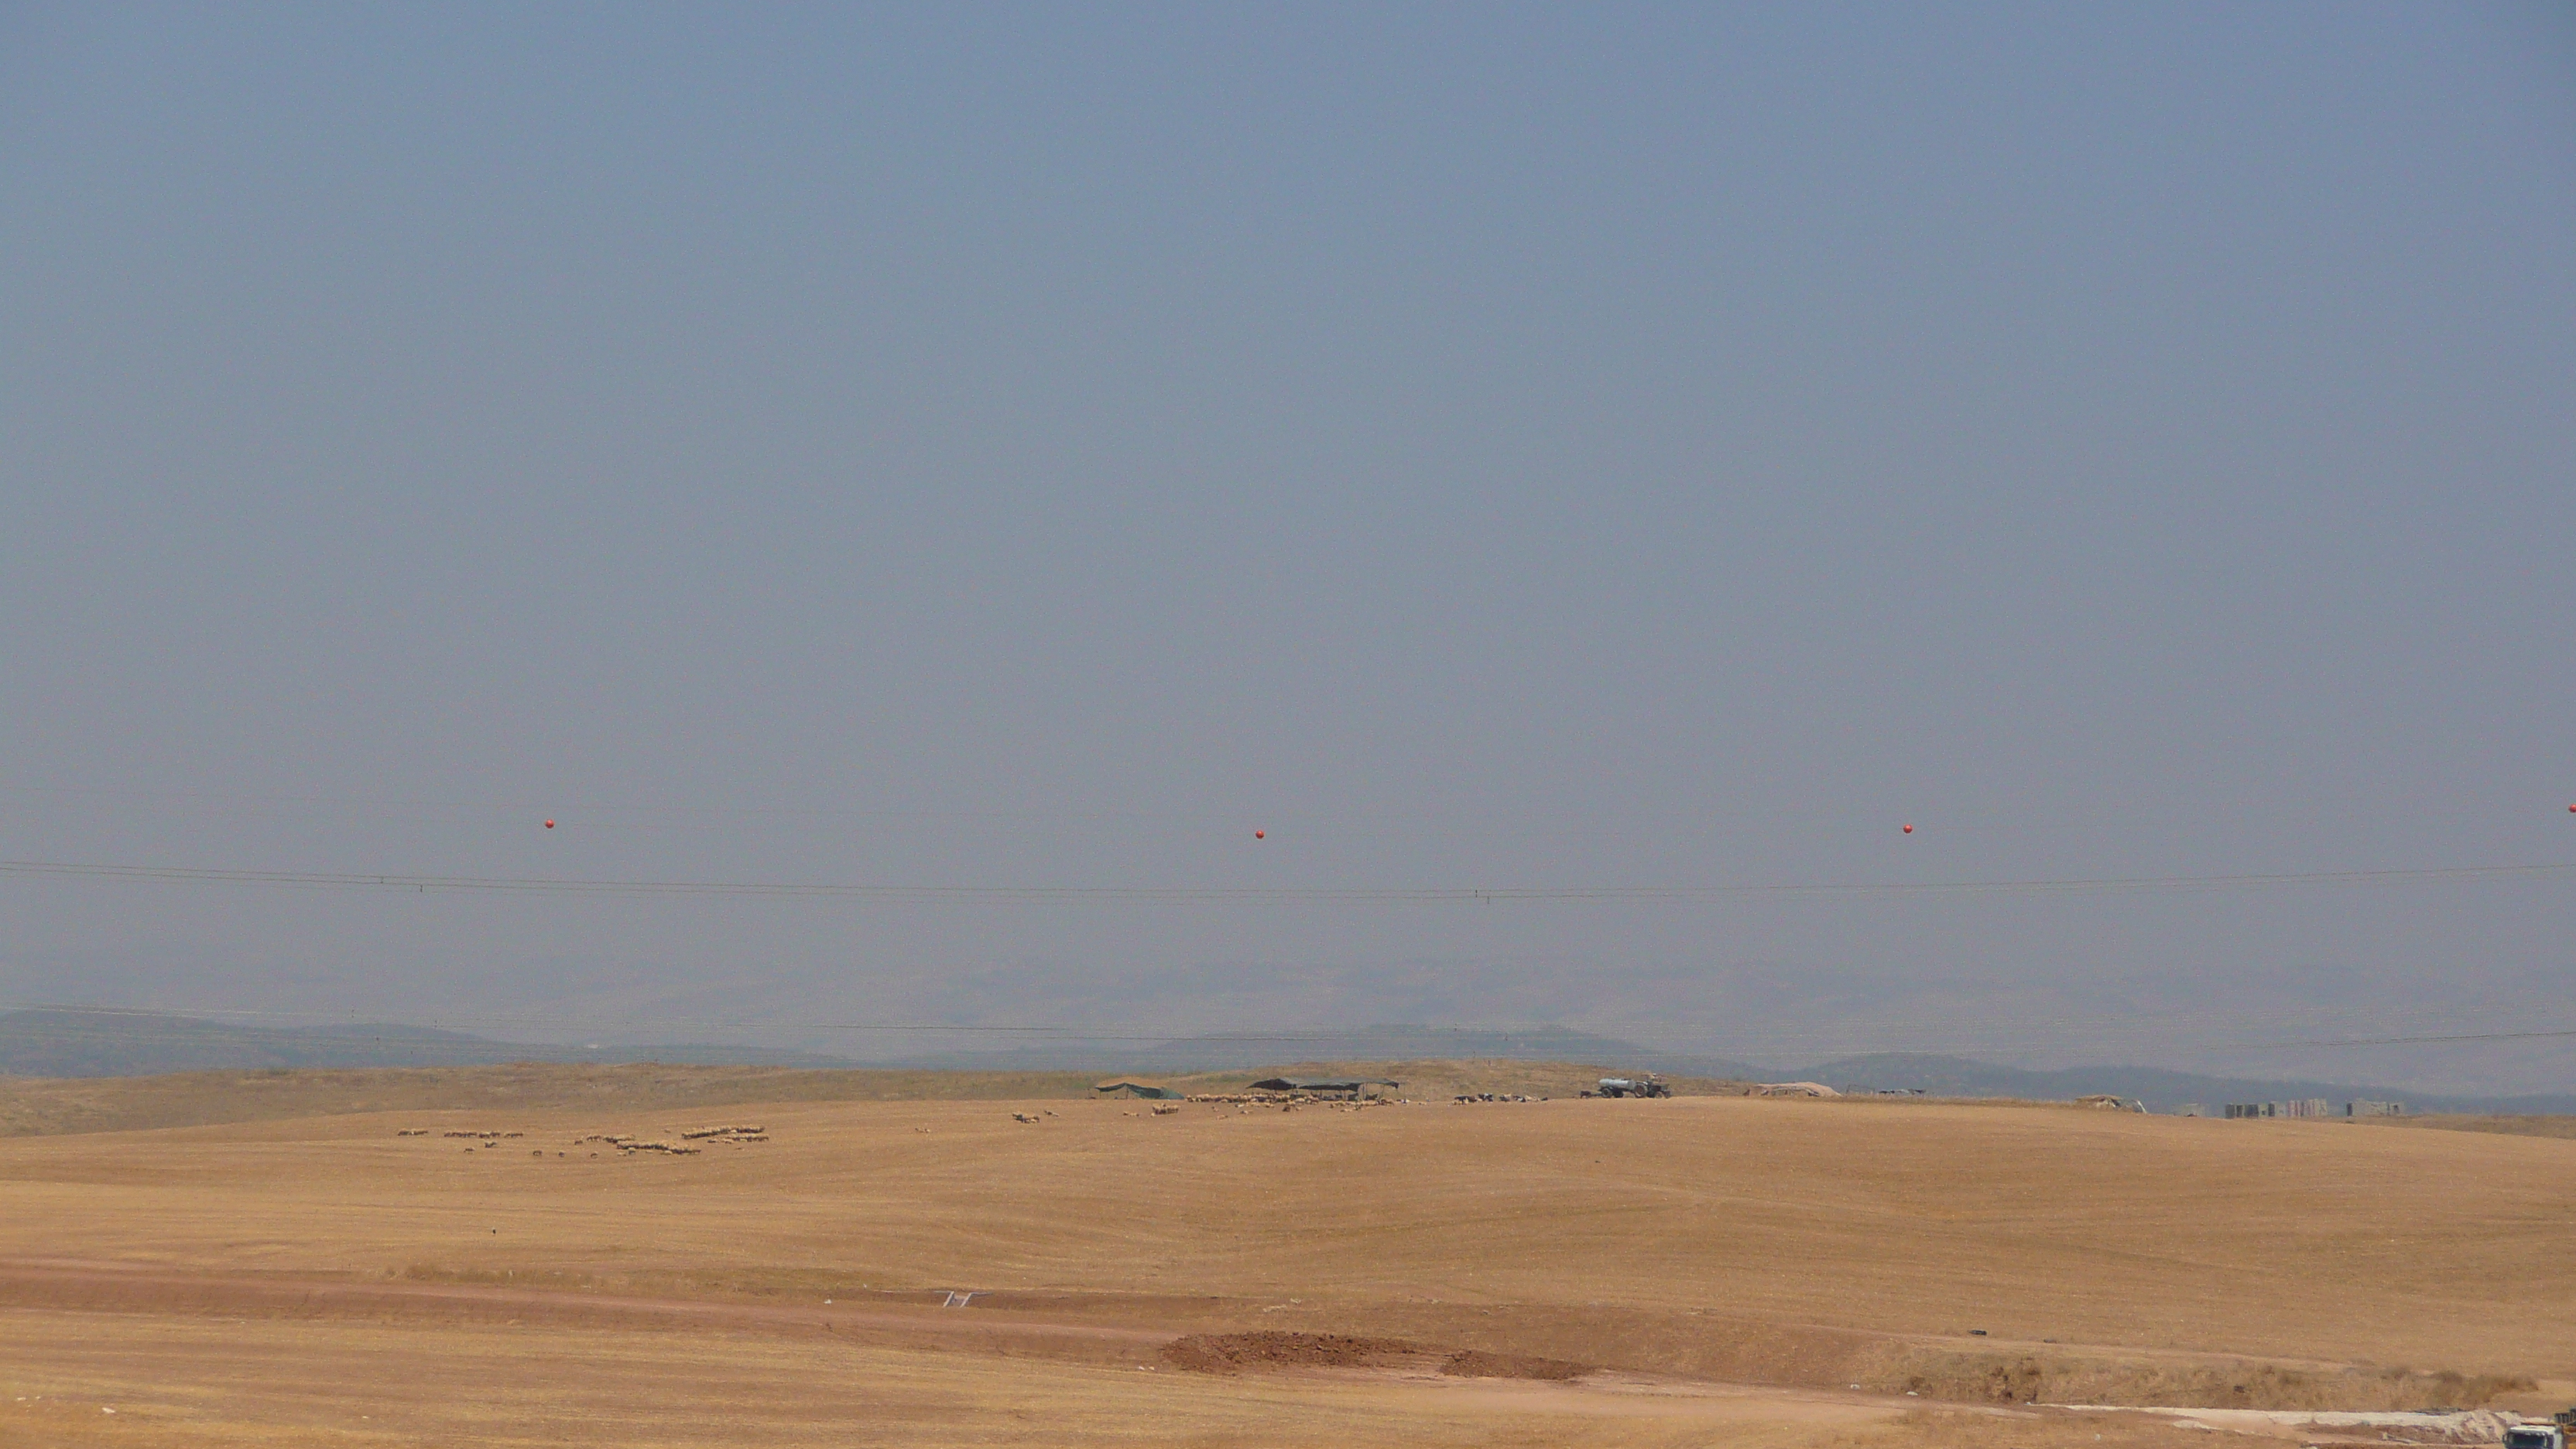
[5,1009,2569,1116]
[898,1025,2576,1116]
[0,1061,1115,1137]
[1785,1051,2576,1116]
[0,1057,1765,1137]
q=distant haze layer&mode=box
[1,5,2569,1095]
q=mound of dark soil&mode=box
[1162,1331,1423,1373]
[1162,1332,1597,1382]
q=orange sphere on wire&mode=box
[1900,824,1913,834]
[1253,828,1266,840]
[543,820,555,829]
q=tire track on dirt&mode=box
[0,1259,1169,1363]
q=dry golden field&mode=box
[2369,1114,2576,1142]
[0,1063,2567,1447]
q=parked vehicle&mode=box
[2502,1410,2576,1449]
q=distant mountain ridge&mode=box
[885,1023,1752,1076]
[4,1010,2569,1115]
[0,1009,855,1078]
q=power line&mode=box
[3,857,2570,903]
[0,783,1303,824]
[2239,1026,2576,1049]
[0,1004,1368,1045]
[5,1002,2574,1055]
[0,998,2474,1040]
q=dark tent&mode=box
[1094,1081,1186,1100]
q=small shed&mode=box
[1094,1081,1186,1100]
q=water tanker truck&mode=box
[1591,1074,1671,1098]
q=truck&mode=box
[1591,1074,1671,1099]
[2503,1411,2576,1449]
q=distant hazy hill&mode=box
[0,1009,856,1078]
[886,1023,1765,1077]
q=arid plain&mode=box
[1,1064,2568,1448]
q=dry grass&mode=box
[1,1070,2571,1444]
[0,1307,1837,1449]
[2368,1115,2576,1142]
[0,1308,2271,1449]
[1817,1408,2239,1449]
[1868,1351,2533,1410]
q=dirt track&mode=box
[0,1256,1168,1358]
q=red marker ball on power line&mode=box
[543,820,555,829]
[1900,824,1913,834]
[1253,828,1266,840]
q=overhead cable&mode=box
[4,857,2571,903]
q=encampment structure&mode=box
[1245,1077,1399,1100]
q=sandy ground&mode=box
[0,1077,2568,1445]
[0,1303,1922,1449]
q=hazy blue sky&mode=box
[3,5,2571,1090]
